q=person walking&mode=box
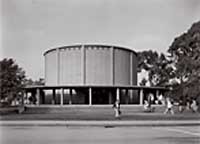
[186,96,191,111]
[146,93,155,112]
[158,94,165,105]
[113,100,121,119]
[178,97,184,113]
[164,97,174,115]
[143,100,149,111]
[191,99,198,113]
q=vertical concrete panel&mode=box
[85,46,112,85]
[132,53,138,85]
[130,53,133,85]
[61,47,82,85]
[59,48,66,85]
[110,47,114,85]
[57,48,60,85]
[45,53,47,85]
[45,50,57,85]
[114,49,130,85]
[81,45,86,84]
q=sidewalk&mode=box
[1,120,200,127]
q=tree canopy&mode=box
[168,21,200,99]
[24,78,45,86]
[137,50,173,87]
[0,58,26,104]
[138,21,200,101]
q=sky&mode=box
[1,0,200,81]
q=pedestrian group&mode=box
[112,93,199,119]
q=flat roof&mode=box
[44,44,137,56]
[25,85,168,91]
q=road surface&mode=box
[1,125,200,144]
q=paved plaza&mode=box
[1,125,200,144]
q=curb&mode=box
[1,120,200,127]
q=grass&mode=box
[0,105,200,121]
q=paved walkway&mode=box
[1,120,200,127]
[2,125,200,144]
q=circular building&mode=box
[25,44,168,106]
[24,44,169,107]
[40,44,138,105]
[44,44,137,87]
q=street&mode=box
[1,125,200,144]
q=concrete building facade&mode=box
[25,44,167,106]
[44,45,137,86]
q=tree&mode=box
[24,78,45,86]
[137,50,173,87]
[139,78,147,86]
[137,50,159,72]
[0,58,26,104]
[168,21,200,99]
[34,78,45,85]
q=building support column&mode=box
[52,89,56,105]
[89,87,92,106]
[42,90,45,105]
[116,88,120,101]
[125,89,129,104]
[108,90,112,104]
[156,90,159,99]
[139,89,144,105]
[69,89,72,105]
[36,88,40,105]
[129,90,133,104]
[31,91,35,104]
[24,91,28,105]
[60,88,64,106]
[22,91,27,105]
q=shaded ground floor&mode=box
[24,85,168,106]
